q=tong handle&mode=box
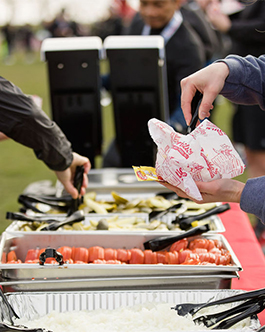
[149,203,183,222]
[213,297,265,330]
[67,165,84,215]
[196,287,265,315]
[178,203,231,229]
[187,90,203,133]
[143,224,210,251]
[40,210,85,231]
[194,296,263,328]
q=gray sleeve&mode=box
[0,76,73,171]
[217,54,265,110]
[240,177,265,224]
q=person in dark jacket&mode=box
[125,0,205,132]
[0,76,90,198]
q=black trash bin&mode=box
[41,36,103,167]
[103,35,169,167]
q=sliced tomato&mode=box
[104,248,117,261]
[7,250,17,262]
[214,239,223,249]
[129,248,144,264]
[156,251,167,264]
[165,251,179,264]
[73,247,89,263]
[178,249,192,264]
[25,259,39,264]
[206,239,215,251]
[198,252,216,264]
[170,239,188,252]
[74,260,87,264]
[192,248,207,254]
[182,252,200,265]
[6,259,22,264]
[144,250,157,264]
[105,260,122,264]
[89,246,104,262]
[57,246,72,260]
[189,239,208,250]
[25,249,40,262]
[93,259,106,264]
[209,247,222,255]
[117,249,129,263]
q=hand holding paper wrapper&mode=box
[147,118,245,201]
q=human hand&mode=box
[180,62,230,125]
[55,152,91,199]
[160,178,245,204]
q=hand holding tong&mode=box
[67,165,84,216]
[186,90,203,134]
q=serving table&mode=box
[220,202,265,325]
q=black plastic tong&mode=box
[186,90,203,134]
[18,194,71,214]
[173,286,265,317]
[39,210,85,231]
[173,203,231,230]
[193,295,265,328]
[143,224,210,251]
[67,165,84,216]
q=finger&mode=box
[180,80,197,125]
[65,182,79,199]
[199,93,216,120]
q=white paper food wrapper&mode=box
[148,118,245,201]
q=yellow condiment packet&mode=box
[132,166,162,182]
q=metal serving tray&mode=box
[0,232,242,280]
[6,290,260,331]
[57,167,171,195]
[0,273,238,292]
[5,213,225,234]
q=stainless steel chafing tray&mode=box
[6,290,260,331]
[57,168,171,195]
[0,232,242,280]
[5,213,225,234]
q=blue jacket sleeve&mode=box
[218,54,265,110]
[240,176,265,224]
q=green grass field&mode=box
[0,53,248,234]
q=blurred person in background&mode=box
[180,0,221,65]
[0,77,90,199]
[124,0,206,133]
[48,8,82,37]
[90,0,136,40]
[1,23,16,64]
[203,0,265,241]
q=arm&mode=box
[161,177,265,224]
[0,77,90,198]
[181,54,265,124]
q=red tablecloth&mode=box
[220,202,265,325]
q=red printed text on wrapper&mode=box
[200,148,219,179]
